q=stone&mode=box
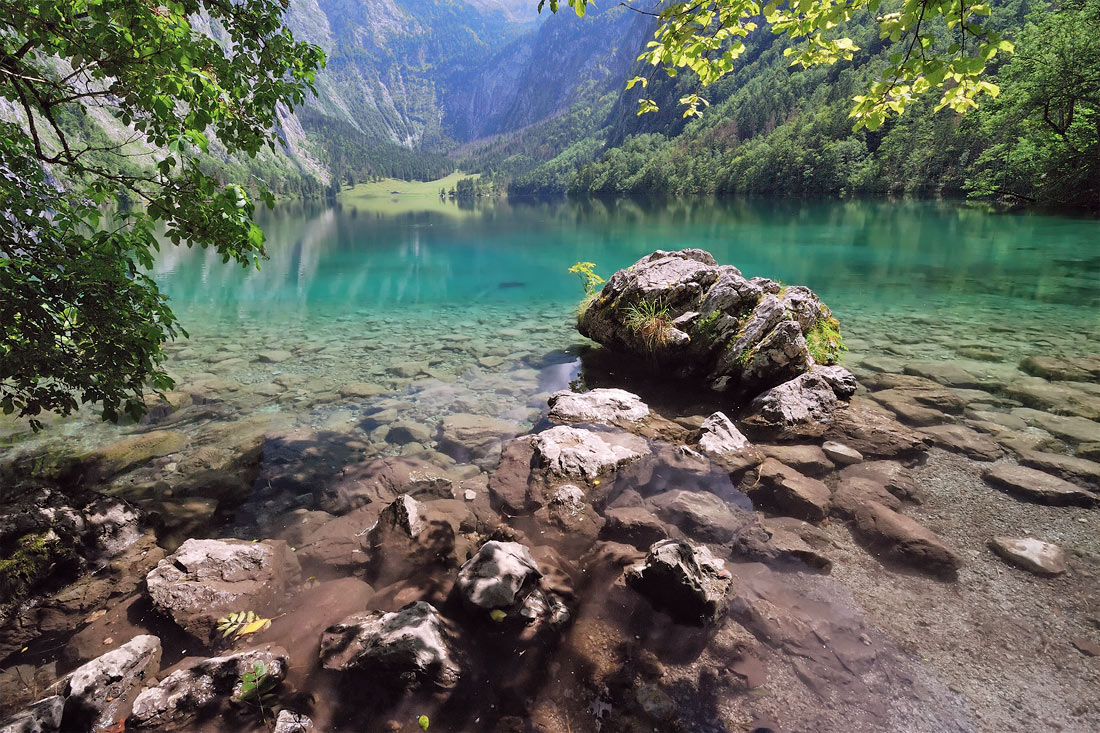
[839,460,923,503]
[870,390,950,427]
[145,538,301,640]
[822,441,862,465]
[695,412,754,458]
[919,424,1003,461]
[902,362,983,389]
[61,635,161,731]
[815,365,858,398]
[1017,450,1100,488]
[530,426,646,479]
[314,454,454,515]
[386,420,433,445]
[319,602,461,688]
[851,501,962,577]
[438,413,521,470]
[760,521,832,572]
[823,399,930,459]
[600,506,673,550]
[0,696,64,733]
[744,459,831,522]
[831,474,903,518]
[578,249,842,396]
[364,496,474,586]
[1020,356,1096,382]
[388,361,429,378]
[256,349,293,363]
[274,710,316,733]
[1079,443,1100,461]
[128,646,289,728]
[983,464,1097,506]
[741,370,843,437]
[339,382,387,398]
[988,537,1067,576]
[1001,377,1100,420]
[759,444,834,478]
[75,430,189,483]
[1010,409,1100,445]
[547,388,650,424]
[646,490,748,544]
[624,539,732,624]
[454,541,540,611]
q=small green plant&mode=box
[623,299,676,352]
[568,261,605,295]
[235,660,279,724]
[693,310,722,343]
[216,610,272,639]
[806,316,847,365]
[0,532,67,613]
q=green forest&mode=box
[495,0,1099,211]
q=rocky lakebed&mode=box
[1,249,1098,732]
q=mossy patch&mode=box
[693,311,722,343]
[0,532,70,612]
[806,316,847,365]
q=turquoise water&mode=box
[6,195,1100,454]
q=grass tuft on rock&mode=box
[806,316,847,365]
[623,299,675,352]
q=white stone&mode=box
[822,440,863,465]
[989,536,1067,576]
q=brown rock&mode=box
[1017,450,1100,488]
[988,537,1067,576]
[983,464,1098,506]
[920,424,1003,461]
[851,501,961,577]
[600,506,673,550]
[759,444,834,478]
[823,399,930,459]
[744,459,831,522]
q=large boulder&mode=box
[145,538,300,640]
[128,646,289,728]
[740,370,849,437]
[577,249,846,396]
[319,602,461,688]
[625,539,732,624]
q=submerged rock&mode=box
[988,537,1067,576]
[625,539,732,624]
[695,412,761,471]
[0,696,64,733]
[128,646,289,728]
[547,388,650,425]
[851,501,962,577]
[438,413,521,470]
[319,602,461,688]
[983,464,1098,505]
[274,710,316,733]
[743,459,831,522]
[145,538,300,640]
[577,249,847,396]
[646,489,748,544]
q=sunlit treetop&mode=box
[539,0,1013,129]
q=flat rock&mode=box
[646,489,748,543]
[838,460,923,504]
[599,506,673,550]
[1017,450,1100,488]
[902,362,983,389]
[988,537,1067,576]
[547,388,649,424]
[319,602,461,688]
[823,399,930,459]
[831,474,903,518]
[1001,377,1100,420]
[920,424,1003,461]
[128,646,289,728]
[339,382,387,398]
[439,413,520,470]
[983,464,1097,506]
[744,459,831,522]
[1020,355,1098,382]
[145,538,300,640]
[1010,408,1099,444]
[851,501,962,577]
[76,431,189,483]
[256,349,293,363]
[625,539,732,624]
[822,440,862,465]
[386,420,433,445]
[759,444,834,478]
[530,426,646,479]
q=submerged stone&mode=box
[547,388,650,425]
[983,464,1098,506]
[530,426,646,479]
[988,536,1067,576]
[455,540,541,612]
[625,539,732,624]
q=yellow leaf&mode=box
[240,617,272,635]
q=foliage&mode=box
[568,261,606,295]
[623,298,676,351]
[216,610,272,639]
[806,316,848,364]
[693,310,723,343]
[418,714,431,730]
[542,0,1012,128]
[235,661,278,704]
[0,532,66,612]
[0,0,324,428]
[963,0,1100,208]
